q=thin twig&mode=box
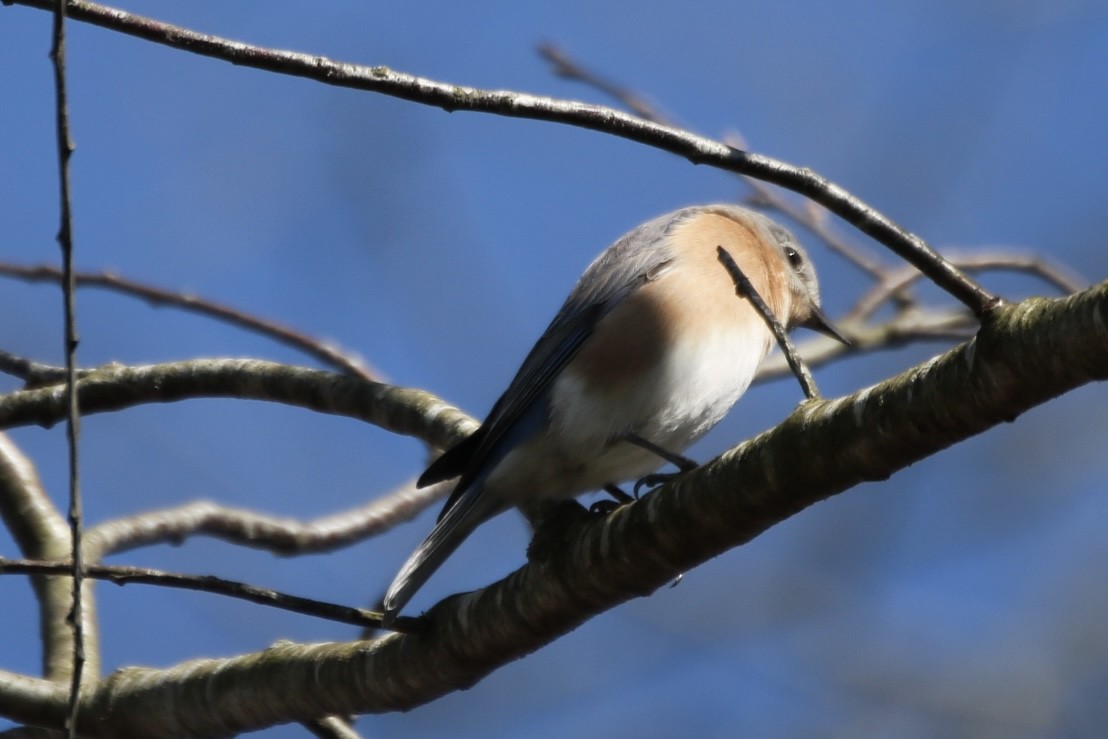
[6,0,997,315]
[0,262,380,381]
[537,42,673,123]
[716,246,819,399]
[47,1,85,733]
[848,251,1087,322]
[0,557,423,633]
[754,308,977,381]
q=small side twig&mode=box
[716,246,819,399]
[848,251,1087,322]
[537,42,671,123]
[0,557,422,633]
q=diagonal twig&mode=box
[716,246,819,399]
[0,557,422,633]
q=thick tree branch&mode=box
[5,0,996,315]
[0,670,69,732]
[2,284,1100,735]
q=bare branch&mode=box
[46,0,88,729]
[0,669,69,732]
[0,349,93,387]
[0,263,380,381]
[535,43,891,282]
[755,308,977,382]
[5,0,997,315]
[0,558,424,632]
[537,42,674,123]
[0,433,100,683]
[716,246,821,399]
[82,478,455,559]
[849,251,1088,322]
[0,433,68,555]
[0,358,477,453]
[0,284,1099,736]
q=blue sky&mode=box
[2,1,1107,736]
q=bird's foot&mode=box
[633,471,686,497]
[526,500,589,563]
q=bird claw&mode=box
[588,499,622,515]
[633,471,680,496]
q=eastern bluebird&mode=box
[383,204,845,623]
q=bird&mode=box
[382,203,846,624]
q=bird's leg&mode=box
[624,432,699,495]
[603,484,635,504]
[625,432,698,471]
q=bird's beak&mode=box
[804,305,851,346]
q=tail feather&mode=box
[382,488,502,625]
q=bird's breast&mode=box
[553,322,770,450]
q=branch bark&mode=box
[0,359,476,454]
[1,284,1101,735]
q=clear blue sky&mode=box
[2,1,1107,736]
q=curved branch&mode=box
[0,434,99,683]
[0,359,477,453]
[82,478,455,559]
[0,262,380,381]
[0,669,68,731]
[5,0,995,315]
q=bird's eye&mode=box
[784,246,803,268]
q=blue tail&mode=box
[382,486,503,625]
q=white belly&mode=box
[488,325,771,501]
